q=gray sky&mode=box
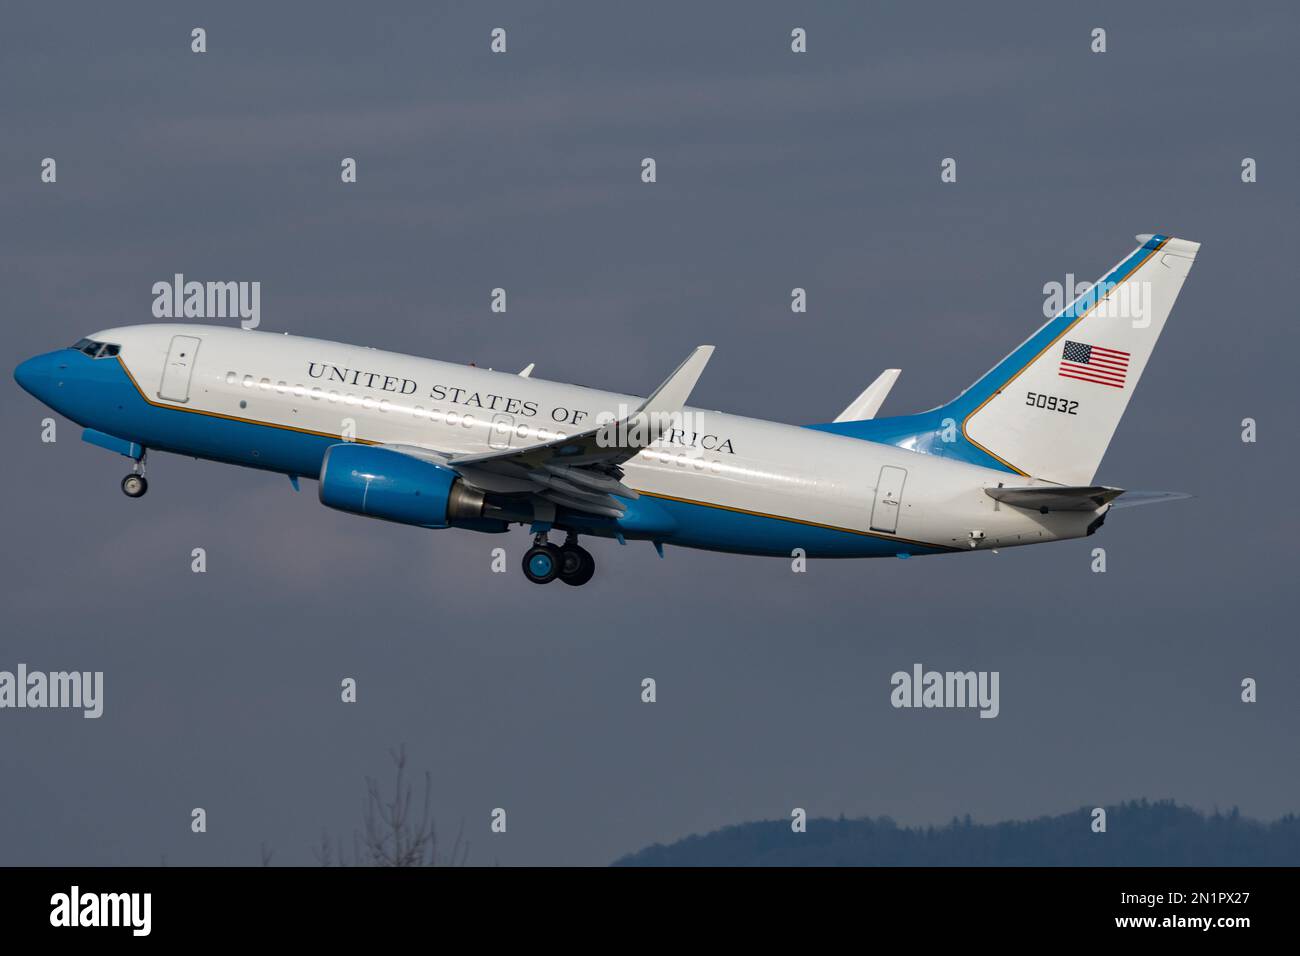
[2,1,1296,865]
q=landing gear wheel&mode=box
[522,544,561,584]
[558,544,595,587]
[121,474,148,498]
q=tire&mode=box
[558,545,595,587]
[522,544,560,584]
[121,474,148,498]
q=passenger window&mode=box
[225,372,237,385]
[276,381,288,394]
[259,378,271,391]
[310,387,322,400]
[242,375,254,388]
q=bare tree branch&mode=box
[315,745,467,867]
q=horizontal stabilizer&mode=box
[985,485,1125,512]
[1109,490,1191,509]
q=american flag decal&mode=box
[1059,340,1130,388]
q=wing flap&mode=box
[541,463,639,499]
[539,489,626,518]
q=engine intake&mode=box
[319,443,486,528]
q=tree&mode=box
[314,745,469,867]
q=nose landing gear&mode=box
[521,532,595,586]
[121,453,148,498]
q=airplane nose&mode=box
[14,355,43,395]
[13,351,63,401]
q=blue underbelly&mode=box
[65,367,334,478]
[67,361,951,559]
[648,494,949,559]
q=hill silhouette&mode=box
[614,800,1300,866]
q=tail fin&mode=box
[811,234,1200,485]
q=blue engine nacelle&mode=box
[319,443,490,529]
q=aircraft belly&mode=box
[622,450,945,557]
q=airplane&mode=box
[14,234,1197,586]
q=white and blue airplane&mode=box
[15,234,1197,586]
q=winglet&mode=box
[833,369,900,422]
[636,345,714,418]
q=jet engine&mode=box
[318,443,493,529]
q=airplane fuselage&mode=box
[17,324,1097,560]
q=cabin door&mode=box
[158,335,202,402]
[869,465,908,534]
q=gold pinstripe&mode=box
[115,356,379,446]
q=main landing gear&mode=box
[121,453,148,498]
[522,533,595,587]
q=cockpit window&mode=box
[70,338,120,358]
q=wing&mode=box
[384,345,714,519]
